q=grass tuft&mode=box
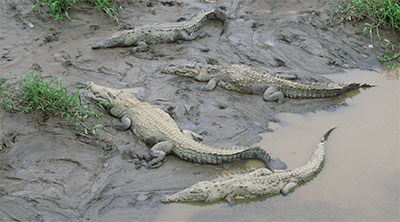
[0,73,101,134]
[333,0,400,32]
[33,0,119,23]
[333,0,400,68]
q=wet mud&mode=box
[0,0,399,221]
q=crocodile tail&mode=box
[326,82,374,97]
[213,8,228,36]
[295,127,336,181]
[240,147,271,167]
[285,82,371,98]
[319,83,362,98]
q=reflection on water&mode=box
[151,69,399,222]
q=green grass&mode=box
[334,0,400,32]
[0,77,16,111]
[333,0,400,68]
[0,73,101,134]
[32,0,119,23]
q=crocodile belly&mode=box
[131,122,166,146]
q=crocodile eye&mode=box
[107,92,116,99]
[190,189,202,194]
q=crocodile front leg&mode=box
[281,182,298,196]
[130,41,149,53]
[263,86,284,103]
[147,141,174,168]
[199,78,218,91]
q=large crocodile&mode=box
[161,128,335,204]
[92,8,226,52]
[87,82,286,169]
[162,63,371,103]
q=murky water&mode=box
[145,69,399,222]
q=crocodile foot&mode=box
[182,130,203,141]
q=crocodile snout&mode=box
[92,37,125,49]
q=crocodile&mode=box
[92,8,226,52]
[161,127,335,204]
[162,63,372,103]
[87,82,286,169]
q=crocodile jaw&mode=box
[161,65,200,78]
[161,190,209,203]
[161,181,213,203]
[92,37,126,49]
[86,82,121,104]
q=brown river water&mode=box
[98,69,399,221]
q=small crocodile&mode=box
[87,82,286,169]
[162,63,372,103]
[161,128,335,204]
[92,8,226,51]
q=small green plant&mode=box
[333,0,400,32]
[377,38,400,68]
[333,0,400,67]
[0,77,17,111]
[33,0,119,23]
[377,53,399,62]
[363,23,380,41]
[0,73,101,134]
[383,39,395,51]
[92,0,119,23]
[97,100,113,111]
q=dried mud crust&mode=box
[0,0,396,221]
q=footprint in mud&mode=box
[34,31,59,46]
[274,24,326,57]
[270,22,362,72]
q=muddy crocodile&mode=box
[92,8,226,52]
[87,82,286,169]
[162,63,372,103]
[161,128,335,204]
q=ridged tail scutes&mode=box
[360,83,375,88]
[197,8,227,36]
[294,127,336,182]
[213,8,228,35]
[284,82,371,99]
[321,127,336,142]
[240,147,280,169]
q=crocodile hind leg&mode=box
[182,130,203,141]
[263,86,284,103]
[281,182,298,196]
[130,41,149,53]
[147,141,174,168]
[121,116,132,130]
[180,31,200,41]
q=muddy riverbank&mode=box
[0,0,399,221]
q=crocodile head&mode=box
[162,64,216,82]
[87,82,140,116]
[87,82,122,104]
[92,30,136,49]
[161,180,221,203]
